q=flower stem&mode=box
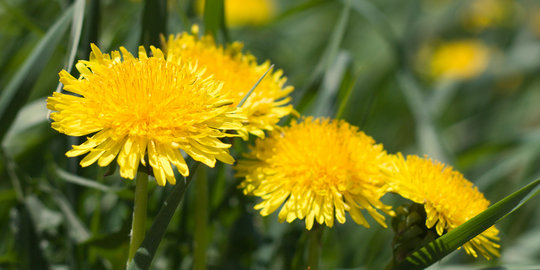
[307,224,323,270]
[128,171,148,264]
[194,167,208,270]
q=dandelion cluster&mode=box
[47,19,503,265]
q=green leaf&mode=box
[127,162,200,270]
[53,0,85,93]
[395,179,540,270]
[0,4,74,142]
[272,0,327,24]
[54,166,123,194]
[294,0,351,111]
[14,203,50,270]
[203,0,228,42]
[39,183,91,243]
[24,195,63,234]
[0,0,45,36]
[140,0,167,48]
[238,64,274,108]
[348,0,400,55]
[308,51,354,118]
[82,218,131,249]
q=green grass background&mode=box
[1,0,539,269]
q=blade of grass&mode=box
[238,64,274,107]
[349,0,448,162]
[0,4,74,142]
[272,0,327,24]
[397,70,448,163]
[294,0,351,109]
[54,0,85,92]
[193,168,208,270]
[395,179,540,270]
[2,98,47,150]
[140,0,167,47]
[15,203,50,270]
[0,0,45,36]
[54,166,123,194]
[127,162,200,270]
[203,0,228,42]
[39,183,91,243]
[308,51,353,118]
[348,0,401,60]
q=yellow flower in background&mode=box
[235,117,394,230]
[387,154,500,259]
[196,0,276,27]
[164,28,294,139]
[47,44,244,186]
[462,0,511,31]
[529,7,540,38]
[429,40,490,80]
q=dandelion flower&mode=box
[164,27,294,139]
[387,154,500,259]
[195,0,276,27]
[47,44,244,186]
[235,117,394,230]
[429,40,490,80]
[462,0,511,31]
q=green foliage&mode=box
[1,0,540,269]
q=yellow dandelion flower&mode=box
[429,40,490,80]
[164,28,294,139]
[387,154,500,259]
[462,0,511,31]
[235,117,394,230]
[196,0,276,27]
[47,44,245,186]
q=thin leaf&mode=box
[348,0,400,56]
[54,166,123,194]
[294,0,351,109]
[308,51,353,118]
[13,203,50,270]
[237,64,274,108]
[0,0,45,35]
[396,70,448,163]
[140,0,167,47]
[395,179,540,270]
[272,0,327,24]
[350,0,449,163]
[39,183,91,243]
[0,4,74,142]
[203,0,228,42]
[127,162,200,270]
[54,0,85,92]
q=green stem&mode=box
[128,171,148,264]
[194,167,208,270]
[307,224,323,270]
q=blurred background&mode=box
[1,0,540,269]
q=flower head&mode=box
[164,27,294,139]
[462,0,512,31]
[196,0,276,27]
[47,44,244,186]
[387,154,500,259]
[235,117,394,230]
[428,40,490,80]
